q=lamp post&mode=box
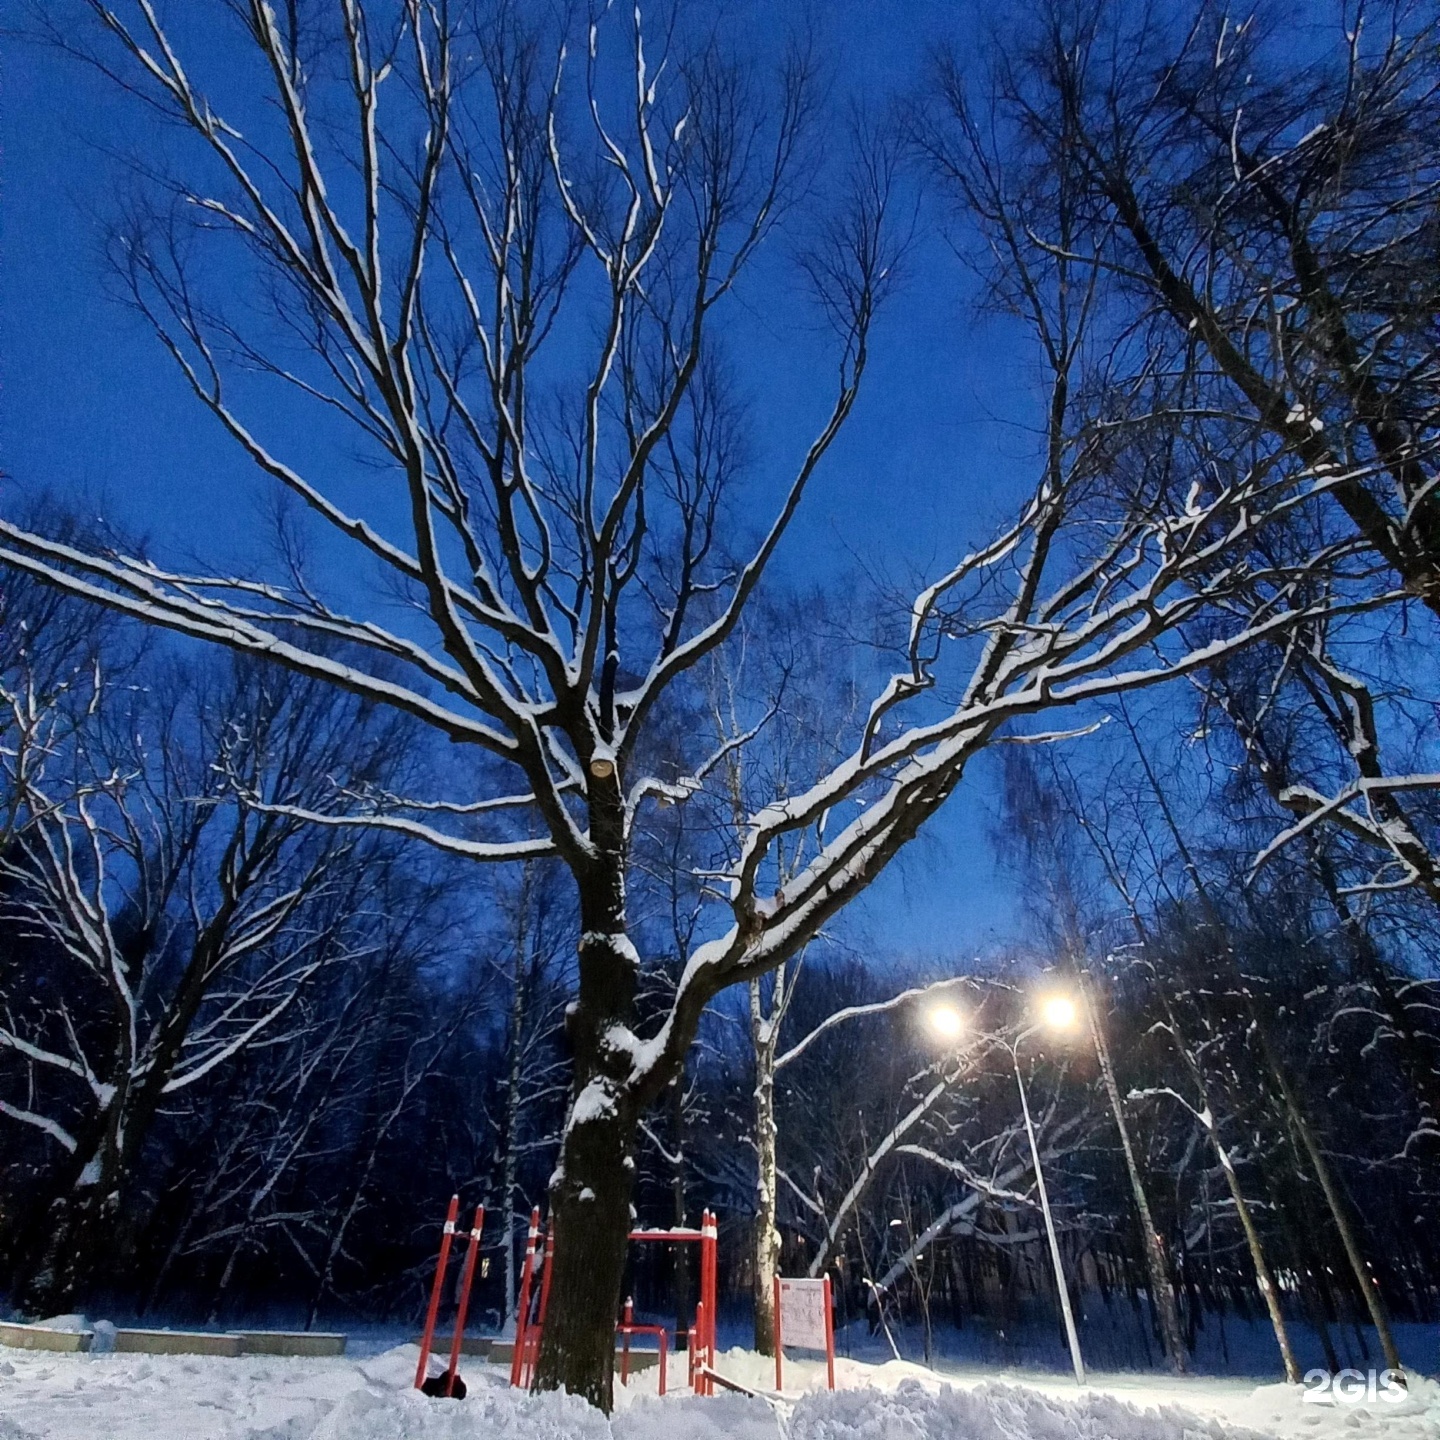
[928,994,1087,1386]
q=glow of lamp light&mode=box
[928,1004,965,1041]
[1040,994,1079,1032]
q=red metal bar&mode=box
[518,1220,553,1389]
[414,1194,459,1390]
[701,1210,718,1395]
[509,1208,540,1388]
[615,1320,668,1396]
[444,1205,485,1397]
[822,1274,835,1391]
[692,1302,705,1395]
[773,1274,783,1393]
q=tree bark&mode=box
[532,1100,636,1409]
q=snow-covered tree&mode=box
[0,658,411,1313]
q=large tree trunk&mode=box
[533,1092,637,1409]
[533,888,647,1411]
[14,1105,127,1316]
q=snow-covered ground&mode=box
[1,1339,1438,1440]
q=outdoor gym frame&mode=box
[510,1208,719,1396]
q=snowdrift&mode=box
[300,1379,1274,1440]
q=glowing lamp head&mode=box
[928,1004,965,1041]
[1040,994,1079,1032]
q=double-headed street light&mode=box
[927,993,1087,1386]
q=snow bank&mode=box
[308,1382,610,1440]
[615,1395,780,1440]
[788,1379,1268,1440]
[303,1385,786,1440]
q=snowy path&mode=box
[0,1341,1437,1440]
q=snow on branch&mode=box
[0,1099,78,1153]
[775,978,971,1071]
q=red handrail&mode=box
[414,1194,459,1390]
[616,1312,670,1394]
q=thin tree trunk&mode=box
[1157,989,1301,1383]
[1262,1155,1341,1373]
[1260,1032,1404,1373]
[1210,1126,1300,1383]
[502,891,531,1327]
[750,977,780,1356]
[1080,971,1187,1374]
[670,1070,691,1344]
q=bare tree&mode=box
[966,0,1440,614]
[0,658,408,1313]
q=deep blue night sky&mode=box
[0,0,1046,966]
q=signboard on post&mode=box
[772,1275,835,1392]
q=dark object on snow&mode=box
[421,1371,467,1399]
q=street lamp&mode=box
[1005,994,1085,1386]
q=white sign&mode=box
[776,1278,829,1350]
